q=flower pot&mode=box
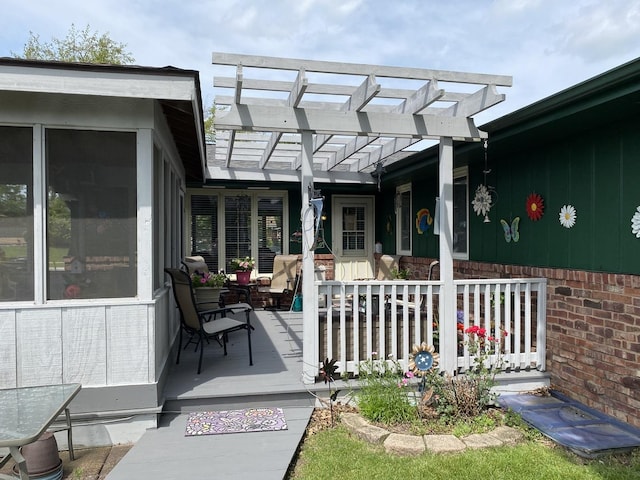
[194,287,222,307]
[236,270,251,285]
[17,432,62,477]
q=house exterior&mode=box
[0,58,205,443]
[1,51,639,448]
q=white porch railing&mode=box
[315,278,547,376]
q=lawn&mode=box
[288,424,640,480]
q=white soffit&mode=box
[210,52,511,183]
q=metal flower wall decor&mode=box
[632,206,640,238]
[559,204,577,228]
[526,193,544,221]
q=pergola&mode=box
[210,52,511,381]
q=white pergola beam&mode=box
[212,52,513,86]
[206,165,375,183]
[442,84,505,117]
[216,104,486,140]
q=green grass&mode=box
[288,426,640,480]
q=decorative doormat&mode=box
[185,407,288,436]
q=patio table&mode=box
[0,383,81,480]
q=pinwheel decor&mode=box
[408,342,439,376]
[526,193,544,221]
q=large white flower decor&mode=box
[632,206,640,238]
[559,204,577,228]
[471,184,493,217]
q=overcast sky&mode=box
[2,0,640,125]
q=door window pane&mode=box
[46,129,137,299]
[0,127,34,301]
[342,206,365,254]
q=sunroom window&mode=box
[46,129,137,299]
[0,127,34,301]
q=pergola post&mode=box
[300,130,317,384]
[438,137,457,373]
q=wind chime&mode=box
[471,140,497,223]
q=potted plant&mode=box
[191,271,228,306]
[230,256,255,285]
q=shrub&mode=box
[429,325,507,422]
[356,354,418,425]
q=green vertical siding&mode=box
[469,117,640,274]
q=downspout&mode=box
[438,137,456,373]
[301,131,317,384]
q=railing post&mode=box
[301,130,318,384]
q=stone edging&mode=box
[340,413,525,455]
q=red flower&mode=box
[526,193,544,221]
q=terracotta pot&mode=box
[19,432,62,476]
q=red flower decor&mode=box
[526,193,544,221]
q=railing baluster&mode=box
[314,277,546,377]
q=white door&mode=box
[331,195,375,281]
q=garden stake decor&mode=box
[319,358,339,426]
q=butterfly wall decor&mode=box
[500,217,520,242]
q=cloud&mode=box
[551,0,640,63]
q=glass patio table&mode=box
[0,383,81,480]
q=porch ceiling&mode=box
[210,52,512,184]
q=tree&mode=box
[204,103,217,144]
[12,23,134,64]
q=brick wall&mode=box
[451,260,640,429]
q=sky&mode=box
[2,0,640,126]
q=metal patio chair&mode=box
[165,268,253,374]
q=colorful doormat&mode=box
[185,407,288,436]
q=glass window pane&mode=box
[453,173,468,256]
[224,195,251,272]
[399,190,411,252]
[342,206,365,254]
[46,129,137,299]
[0,127,34,302]
[190,194,219,271]
[257,197,282,273]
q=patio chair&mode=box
[165,268,253,374]
[182,255,209,275]
[376,254,401,280]
[257,254,298,310]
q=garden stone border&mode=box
[341,413,525,456]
